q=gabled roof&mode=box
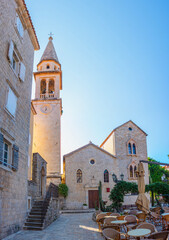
[100,120,148,147]
[38,37,59,65]
[63,142,116,161]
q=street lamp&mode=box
[112,173,124,183]
[161,174,169,183]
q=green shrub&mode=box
[59,183,68,198]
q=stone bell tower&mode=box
[32,36,62,185]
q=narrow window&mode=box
[49,79,54,94]
[40,80,46,94]
[46,65,50,69]
[133,144,136,154]
[3,142,9,167]
[77,169,82,183]
[16,14,24,37]
[104,169,109,182]
[134,166,137,178]
[128,143,132,154]
[130,165,133,178]
[6,87,17,116]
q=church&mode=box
[29,37,149,210]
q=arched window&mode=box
[49,79,55,94]
[134,166,137,178]
[104,169,109,182]
[77,169,82,183]
[128,143,132,154]
[40,80,46,94]
[130,165,133,178]
[133,144,136,155]
[46,64,50,69]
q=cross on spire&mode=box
[48,32,54,40]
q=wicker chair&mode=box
[96,213,107,230]
[162,214,169,230]
[124,215,138,230]
[163,207,169,213]
[147,231,169,240]
[137,222,157,234]
[130,210,138,215]
[103,217,117,229]
[136,212,147,223]
[102,228,126,240]
[106,212,113,216]
[117,215,125,220]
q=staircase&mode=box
[24,200,49,230]
[24,183,59,230]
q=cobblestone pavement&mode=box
[3,213,103,240]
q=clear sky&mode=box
[25,0,169,164]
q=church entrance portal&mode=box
[88,190,99,208]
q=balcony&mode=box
[40,93,55,99]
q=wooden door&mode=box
[88,190,99,208]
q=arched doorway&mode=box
[41,166,46,198]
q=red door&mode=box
[88,190,99,208]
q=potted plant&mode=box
[83,203,88,210]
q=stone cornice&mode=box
[15,0,40,50]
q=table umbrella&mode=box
[135,162,150,213]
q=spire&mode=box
[39,37,59,64]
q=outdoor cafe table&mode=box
[111,220,127,232]
[128,229,151,240]
[161,213,169,216]
[104,215,118,219]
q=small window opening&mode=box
[77,169,82,183]
[104,169,109,182]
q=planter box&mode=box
[83,205,88,210]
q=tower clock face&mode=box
[40,104,52,114]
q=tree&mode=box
[148,158,169,183]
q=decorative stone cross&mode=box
[48,32,54,40]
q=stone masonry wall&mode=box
[28,153,47,205]
[43,198,60,228]
[65,144,118,209]
[0,0,35,238]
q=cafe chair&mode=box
[102,228,126,240]
[124,215,138,231]
[103,217,117,229]
[136,213,147,223]
[147,231,169,240]
[137,222,157,234]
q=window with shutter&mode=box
[0,133,4,165]
[12,145,19,171]
[8,41,14,63]
[6,87,17,117]
[19,62,26,82]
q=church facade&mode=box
[63,120,149,209]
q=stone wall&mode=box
[43,198,60,228]
[64,143,118,209]
[0,0,37,238]
[28,153,47,206]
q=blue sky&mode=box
[26,0,169,163]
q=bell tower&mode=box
[32,37,62,184]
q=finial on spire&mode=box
[48,32,54,40]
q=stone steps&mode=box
[24,200,49,231]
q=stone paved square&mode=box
[3,213,103,240]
